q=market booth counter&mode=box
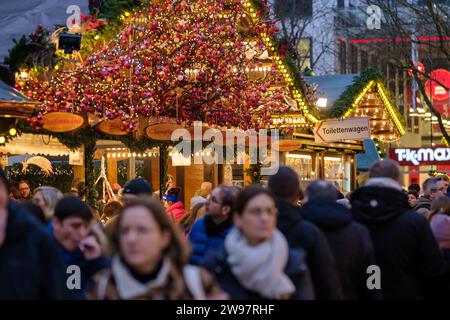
[281,134,362,193]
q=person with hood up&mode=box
[351,159,450,299]
[302,180,381,300]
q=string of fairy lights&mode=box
[17,0,310,133]
[15,0,405,145]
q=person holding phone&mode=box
[52,195,110,299]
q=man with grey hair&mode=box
[302,180,380,300]
[350,160,450,299]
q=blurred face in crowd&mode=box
[33,192,46,211]
[205,188,230,222]
[18,182,31,199]
[166,177,174,191]
[430,180,446,201]
[234,193,277,246]
[441,179,449,193]
[119,205,170,273]
[0,181,8,211]
[53,216,90,252]
[122,193,139,206]
[407,194,417,207]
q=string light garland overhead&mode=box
[18,0,304,134]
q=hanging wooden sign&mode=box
[272,140,302,152]
[145,119,185,141]
[42,112,85,133]
[96,118,128,136]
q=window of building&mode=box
[360,50,368,72]
[297,38,312,70]
[350,44,358,73]
[339,41,347,74]
[370,53,379,70]
[274,0,313,18]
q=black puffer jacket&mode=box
[302,200,381,300]
[276,200,343,300]
[0,201,66,299]
[201,246,315,300]
[351,182,450,299]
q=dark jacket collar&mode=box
[302,200,352,230]
[351,185,410,225]
[276,200,304,232]
[204,215,233,237]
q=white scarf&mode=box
[224,228,295,299]
[112,255,171,300]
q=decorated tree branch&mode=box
[19,0,291,133]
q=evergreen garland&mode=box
[245,162,263,184]
[327,68,405,129]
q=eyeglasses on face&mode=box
[209,195,222,205]
[245,207,278,217]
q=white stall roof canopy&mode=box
[0,133,70,156]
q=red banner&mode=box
[425,69,450,103]
[389,147,450,166]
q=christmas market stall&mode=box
[269,69,406,192]
[15,0,309,207]
[0,79,77,191]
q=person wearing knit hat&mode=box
[121,178,153,205]
[163,187,187,223]
[104,178,152,243]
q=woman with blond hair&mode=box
[32,186,63,221]
[86,198,226,300]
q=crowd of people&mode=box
[2,159,450,300]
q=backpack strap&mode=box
[183,265,206,300]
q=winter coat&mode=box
[302,200,381,300]
[430,214,450,251]
[351,178,450,299]
[275,200,343,300]
[0,201,66,299]
[414,195,431,217]
[188,216,233,265]
[201,246,315,300]
[166,201,187,223]
[430,214,450,268]
[86,255,224,300]
[55,238,111,299]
